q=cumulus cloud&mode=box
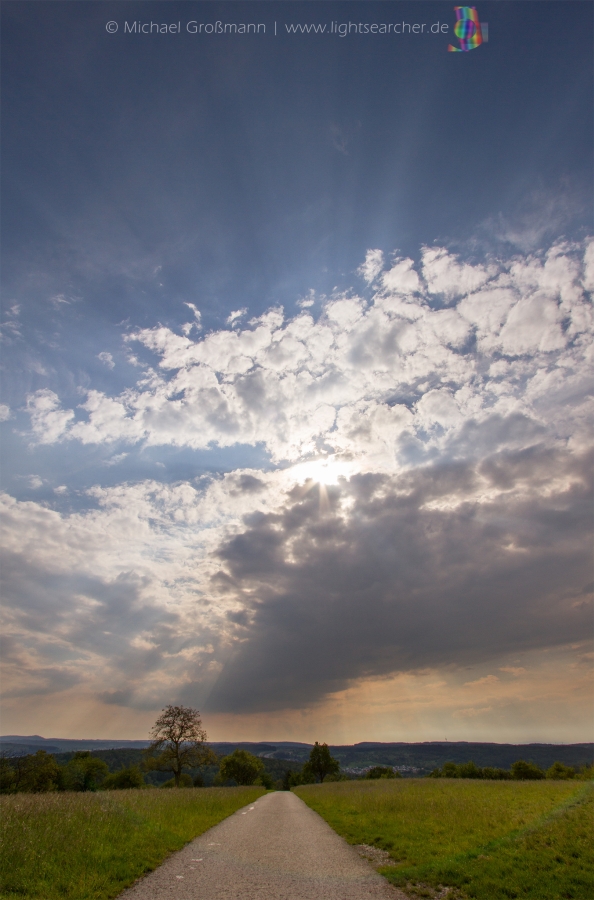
[26,390,75,444]
[3,239,592,725]
[23,241,593,471]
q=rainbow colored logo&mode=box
[448,7,488,52]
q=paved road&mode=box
[118,790,407,900]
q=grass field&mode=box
[0,786,265,900]
[295,779,594,899]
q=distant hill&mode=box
[2,736,591,774]
[327,742,594,773]
[0,735,151,756]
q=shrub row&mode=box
[428,759,593,780]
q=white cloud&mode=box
[358,248,384,283]
[4,239,593,730]
[22,241,593,477]
[382,257,421,294]
[98,352,115,369]
[26,390,75,444]
[226,308,247,325]
[184,302,202,321]
[422,247,492,300]
[0,404,11,422]
[581,237,594,292]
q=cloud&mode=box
[358,249,384,284]
[3,239,592,727]
[22,241,593,473]
[98,352,115,369]
[26,390,75,444]
[422,247,492,300]
[0,404,11,422]
[464,675,500,687]
[382,257,421,294]
[203,444,592,713]
[226,308,247,325]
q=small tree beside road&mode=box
[144,705,217,787]
[218,749,265,785]
[303,742,340,783]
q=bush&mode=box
[546,761,575,780]
[282,767,315,790]
[511,759,545,780]
[61,752,109,792]
[254,770,274,789]
[365,766,400,779]
[102,766,145,790]
[429,761,512,780]
[0,758,15,794]
[161,773,193,788]
[8,751,62,793]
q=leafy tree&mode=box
[511,759,545,780]
[480,766,511,780]
[0,756,16,793]
[429,761,511,780]
[144,705,217,787]
[12,751,62,793]
[62,752,109,791]
[219,749,264,785]
[102,765,145,790]
[365,766,400,779]
[546,761,576,780]
[161,773,193,788]
[457,760,482,779]
[302,742,340,783]
[254,769,274,789]
[282,767,315,790]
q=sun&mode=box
[290,456,352,486]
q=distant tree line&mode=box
[428,759,594,780]
[3,705,591,795]
[0,736,343,795]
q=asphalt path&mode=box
[118,790,408,899]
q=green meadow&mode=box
[0,786,265,900]
[295,779,594,899]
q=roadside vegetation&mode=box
[0,785,265,900]
[295,778,594,899]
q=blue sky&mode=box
[1,1,592,742]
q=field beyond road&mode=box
[295,779,594,899]
[0,786,265,900]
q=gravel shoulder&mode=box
[117,790,410,899]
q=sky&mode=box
[1,1,592,744]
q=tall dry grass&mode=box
[1,786,265,900]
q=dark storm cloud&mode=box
[206,445,593,713]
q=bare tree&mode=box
[144,705,217,787]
